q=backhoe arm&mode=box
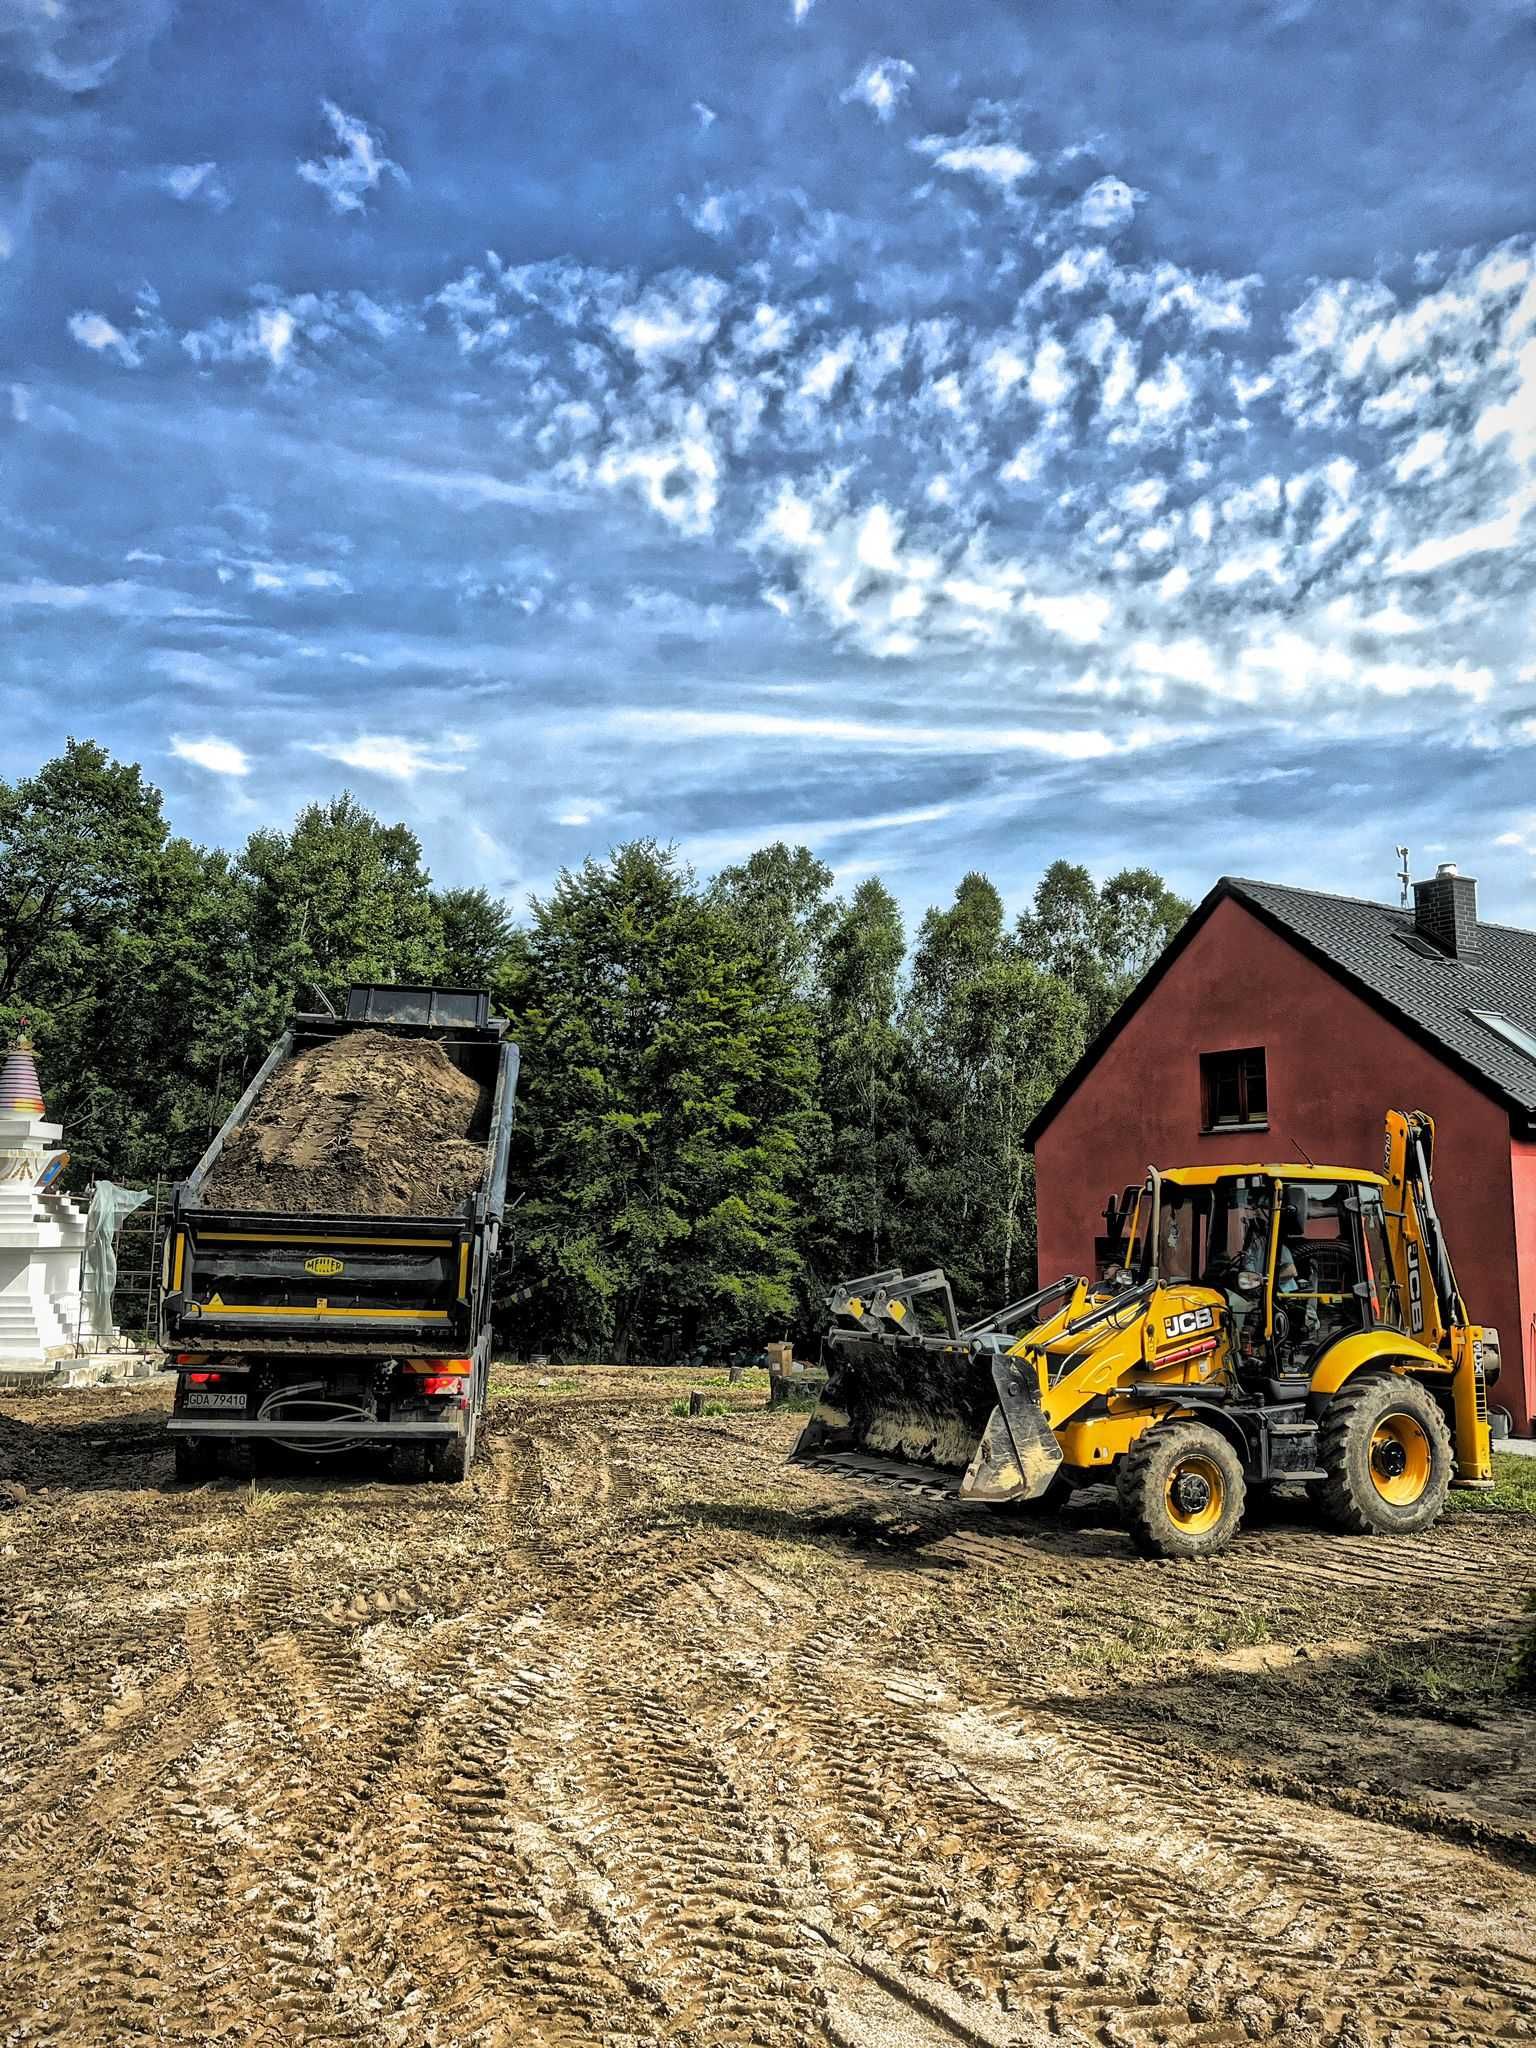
[1382,1110,1493,1484]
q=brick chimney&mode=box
[1413,862,1481,962]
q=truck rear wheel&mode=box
[391,1443,431,1483]
[1117,1421,1246,1559]
[429,1408,477,1483]
[1314,1375,1452,1535]
[219,1438,255,1481]
[173,1438,217,1483]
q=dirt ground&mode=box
[2,1369,1535,2048]
[202,1031,487,1216]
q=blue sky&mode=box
[4,0,1536,924]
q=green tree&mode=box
[0,741,259,1186]
[901,873,1087,1307]
[815,878,909,1287]
[707,842,837,998]
[1017,859,1191,1035]
[506,842,816,1360]
[433,884,522,987]
[236,794,444,1021]
[0,739,167,1014]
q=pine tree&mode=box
[505,843,816,1361]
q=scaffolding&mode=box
[71,1173,169,1357]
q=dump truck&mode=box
[792,1109,1497,1556]
[161,985,518,1483]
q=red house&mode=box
[1026,866,1536,1437]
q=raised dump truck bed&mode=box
[161,985,519,1482]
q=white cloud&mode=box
[692,101,716,128]
[171,735,250,777]
[915,131,1036,190]
[1024,591,1112,643]
[1388,500,1529,576]
[842,57,916,122]
[308,734,474,781]
[609,276,726,362]
[791,0,815,18]
[67,310,140,367]
[612,707,1165,761]
[297,100,406,215]
[257,307,295,368]
[246,562,351,595]
[597,437,719,534]
[159,162,231,209]
[1078,176,1141,232]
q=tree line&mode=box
[1,740,1190,1359]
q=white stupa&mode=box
[0,1037,88,1364]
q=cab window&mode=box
[1275,1182,1369,1353]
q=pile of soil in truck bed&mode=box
[201,1029,490,1216]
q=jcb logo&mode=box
[1405,1241,1423,1335]
[1164,1306,1214,1340]
[304,1256,344,1278]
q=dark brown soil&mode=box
[202,1029,488,1216]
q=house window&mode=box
[1201,1047,1267,1131]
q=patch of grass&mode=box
[1445,1450,1536,1515]
[1353,1632,1525,1708]
[1203,1610,1276,1654]
[488,1375,581,1398]
[670,1397,731,1418]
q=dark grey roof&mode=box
[1026,873,1536,1146]
[1225,877,1536,1118]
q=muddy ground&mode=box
[2,1369,1535,2048]
[202,1031,487,1216]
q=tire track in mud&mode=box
[744,1611,1536,2047]
[3,1378,1534,2048]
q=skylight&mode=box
[1468,1011,1536,1063]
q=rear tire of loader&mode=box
[391,1443,431,1483]
[1314,1375,1452,1535]
[1117,1421,1246,1559]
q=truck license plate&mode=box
[183,1390,245,1410]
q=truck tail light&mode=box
[187,1371,224,1387]
[418,1375,461,1397]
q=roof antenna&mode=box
[1395,845,1411,910]
[1285,1130,1316,1168]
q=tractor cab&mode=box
[1131,1164,1399,1377]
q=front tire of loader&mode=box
[1314,1375,1452,1536]
[1116,1421,1246,1559]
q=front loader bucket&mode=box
[788,1267,1076,1498]
[960,1357,1065,1503]
[788,1331,994,1472]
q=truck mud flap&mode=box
[959,1357,1064,1503]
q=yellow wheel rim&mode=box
[1369,1413,1432,1505]
[1165,1454,1226,1534]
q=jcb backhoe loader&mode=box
[791,1110,1497,1557]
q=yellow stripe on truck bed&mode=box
[197,1232,454,1248]
[194,1302,452,1321]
